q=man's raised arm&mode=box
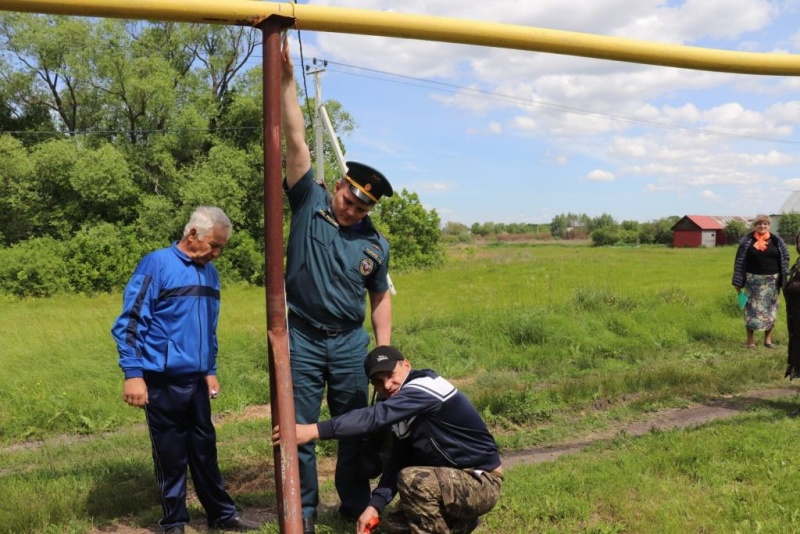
[281,38,312,189]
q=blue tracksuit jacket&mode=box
[111,243,221,378]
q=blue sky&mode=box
[268,0,800,225]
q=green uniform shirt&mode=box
[285,168,391,330]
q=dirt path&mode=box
[502,387,798,467]
[57,386,799,532]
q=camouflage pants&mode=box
[389,466,503,533]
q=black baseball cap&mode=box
[364,345,405,378]
[344,161,393,206]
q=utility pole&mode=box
[305,58,347,184]
[305,58,327,184]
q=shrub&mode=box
[0,237,70,297]
[214,232,265,286]
[65,223,146,294]
[590,226,639,246]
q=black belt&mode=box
[288,311,359,337]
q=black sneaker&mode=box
[212,513,264,531]
[302,515,316,534]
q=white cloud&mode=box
[414,182,451,192]
[465,121,504,135]
[585,169,616,181]
[296,1,800,222]
[738,150,792,166]
[661,103,702,124]
[512,116,538,131]
[543,151,569,165]
[663,0,776,42]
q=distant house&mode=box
[671,215,750,248]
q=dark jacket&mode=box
[732,231,790,289]
[316,368,501,513]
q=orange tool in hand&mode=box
[363,517,380,533]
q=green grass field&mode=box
[2,243,798,533]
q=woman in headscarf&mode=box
[783,230,800,379]
[732,214,789,349]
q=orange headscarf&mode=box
[753,231,771,251]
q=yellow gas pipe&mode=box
[0,0,798,75]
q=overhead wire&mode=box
[240,51,800,147]
[317,59,800,147]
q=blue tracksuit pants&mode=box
[144,373,237,529]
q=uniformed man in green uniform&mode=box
[280,38,394,534]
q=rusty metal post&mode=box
[261,16,302,534]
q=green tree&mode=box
[179,143,259,241]
[550,212,589,239]
[470,222,487,237]
[373,189,444,270]
[590,226,638,246]
[28,138,81,239]
[777,212,800,243]
[0,86,54,144]
[0,13,98,135]
[70,142,139,224]
[214,66,264,150]
[724,219,748,244]
[0,16,447,296]
[588,213,616,232]
[652,216,679,245]
[443,221,469,236]
[0,134,36,245]
[133,194,184,247]
[0,16,258,142]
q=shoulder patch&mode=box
[316,208,339,228]
[359,257,375,276]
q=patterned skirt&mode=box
[744,273,780,331]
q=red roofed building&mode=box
[671,215,750,248]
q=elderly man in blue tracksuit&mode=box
[111,206,260,534]
[281,40,394,533]
[273,346,504,534]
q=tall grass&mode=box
[0,244,786,445]
[2,243,799,532]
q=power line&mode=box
[271,55,800,147]
[0,126,260,137]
